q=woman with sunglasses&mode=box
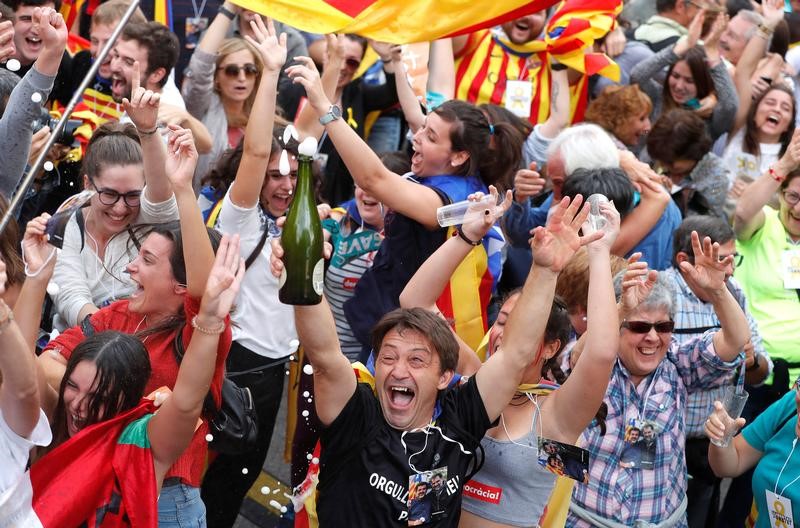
[182,1,265,185]
[50,86,178,332]
[398,190,621,528]
[565,234,749,527]
[733,128,800,394]
[706,378,800,528]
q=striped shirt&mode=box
[662,267,770,438]
[568,333,742,527]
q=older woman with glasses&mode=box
[50,97,177,332]
[733,128,800,395]
[565,235,748,527]
[182,2,267,186]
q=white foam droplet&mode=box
[307,398,312,403]
[241,467,249,475]
[285,370,290,376]
[289,339,300,349]
[303,364,314,375]
[279,149,290,176]
[46,282,60,296]
[289,355,295,361]
[6,59,20,71]
[280,506,288,514]
[205,433,214,442]
[31,92,42,103]
[298,136,318,157]
[290,126,299,141]
[269,499,282,510]
[260,486,270,495]
[302,410,309,417]
[302,391,310,398]
[283,126,292,145]
[311,457,319,465]
[43,161,54,172]
[306,453,313,460]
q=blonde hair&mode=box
[91,0,146,28]
[215,38,264,122]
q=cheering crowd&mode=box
[2,0,800,526]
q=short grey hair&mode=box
[547,123,621,176]
[613,270,675,320]
[737,9,764,41]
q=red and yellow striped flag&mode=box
[231,0,562,44]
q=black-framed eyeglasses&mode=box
[621,320,675,334]
[89,180,142,207]
[730,252,744,268]
[217,63,259,78]
[782,189,800,207]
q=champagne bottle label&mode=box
[312,259,324,295]
[279,267,287,289]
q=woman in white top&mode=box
[50,81,177,331]
[721,0,793,218]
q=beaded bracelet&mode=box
[769,165,787,183]
[137,126,159,136]
[191,314,226,335]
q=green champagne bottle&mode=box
[279,137,324,305]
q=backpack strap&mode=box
[75,207,86,252]
[244,225,270,270]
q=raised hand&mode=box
[776,129,800,175]
[514,162,546,203]
[703,12,728,58]
[705,400,746,445]
[0,13,14,63]
[324,33,346,68]
[122,61,161,131]
[585,200,621,252]
[164,126,198,190]
[22,213,57,278]
[199,234,245,320]
[244,15,287,73]
[620,253,657,313]
[370,40,402,63]
[762,0,785,29]
[286,56,332,115]
[675,9,705,56]
[678,231,733,296]
[34,7,67,54]
[530,195,601,273]
[460,186,512,243]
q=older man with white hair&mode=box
[504,123,682,270]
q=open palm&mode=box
[679,231,730,295]
[245,16,287,73]
[531,195,600,273]
[201,235,245,319]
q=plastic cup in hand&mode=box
[586,194,610,233]
[710,385,749,448]
[437,194,498,228]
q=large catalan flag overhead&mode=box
[231,0,563,44]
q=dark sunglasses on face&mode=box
[218,63,259,78]
[621,320,676,334]
[344,58,361,70]
[90,180,142,207]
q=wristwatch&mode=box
[218,5,236,20]
[319,105,342,125]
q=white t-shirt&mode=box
[0,415,49,526]
[215,186,297,359]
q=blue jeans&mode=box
[158,482,207,527]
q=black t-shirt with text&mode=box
[317,377,492,526]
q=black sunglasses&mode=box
[90,180,142,207]
[344,58,361,70]
[218,63,259,78]
[621,320,675,334]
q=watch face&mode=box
[331,105,342,118]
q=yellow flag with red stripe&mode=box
[231,0,563,44]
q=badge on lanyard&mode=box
[185,17,208,50]
[766,489,794,528]
[408,467,448,526]
[504,79,532,118]
[781,249,800,289]
[620,418,659,470]
[538,437,590,483]
[331,229,382,268]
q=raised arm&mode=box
[148,234,242,478]
[427,39,455,103]
[615,151,671,255]
[681,231,750,360]
[704,13,738,139]
[164,127,214,298]
[400,187,511,374]
[293,33,344,141]
[731,0,783,135]
[123,61,171,204]
[287,56,444,229]
[270,233,354,425]
[734,129,800,240]
[388,43,426,133]
[229,17,287,209]
[544,201,621,442]
[538,64,571,139]
[477,196,601,422]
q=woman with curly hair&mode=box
[584,84,653,151]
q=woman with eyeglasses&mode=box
[182,2,265,186]
[565,236,748,527]
[733,127,800,395]
[50,111,177,332]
